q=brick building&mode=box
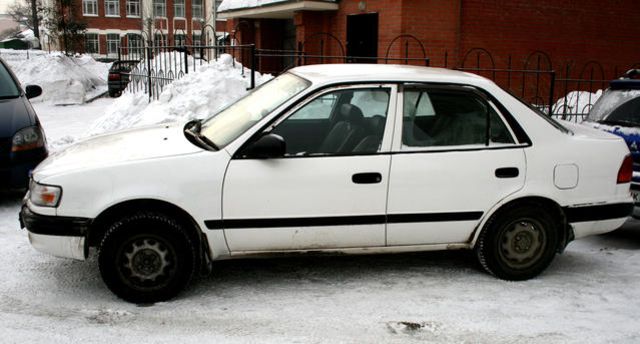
[66,0,226,57]
[219,0,640,82]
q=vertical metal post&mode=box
[184,48,189,74]
[549,71,556,116]
[250,44,256,89]
[147,46,152,101]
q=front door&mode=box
[222,85,397,252]
[386,85,527,245]
[347,13,378,63]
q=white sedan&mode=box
[20,64,633,303]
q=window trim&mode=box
[234,83,398,159]
[104,0,120,17]
[82,0,98,16]
[395,83,528,153]
[126,0,140,17]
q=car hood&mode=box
[33,123,203,179]
[0,97,33,138]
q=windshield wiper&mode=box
[599,119,640,128]
[0,94,20,100]
[184,119,219,151]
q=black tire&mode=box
[98,212,196,303]
[108,90,117,97]
[475,204,559,280]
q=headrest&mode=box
[339,104,364,123]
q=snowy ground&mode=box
[0,98,639,343]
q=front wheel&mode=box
[98,212,196,303]
[475,205,559,280]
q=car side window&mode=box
[402,88,514,148]
[607,97,640,124]
[271,88,391,156]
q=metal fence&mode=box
[102,31,638,119]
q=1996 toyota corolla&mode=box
[20,65,633,303]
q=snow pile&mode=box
[89,54,272,136]
[552,90,602,115]
[0,49,111,104]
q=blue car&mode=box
[585,69,640,217]
[0,57,47,189]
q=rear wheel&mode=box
[476,205,559,280]
[98,212,196,303]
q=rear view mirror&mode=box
[25,85,42,99]
[241,133,286,159]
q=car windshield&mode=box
[587,89,640,127]
[0,62,20,99]
[200,73,310,148]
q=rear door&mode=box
[386,85,527,245]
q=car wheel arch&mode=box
[470,196,570,252]
[89,199,209,269]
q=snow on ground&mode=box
[0,49,110,105]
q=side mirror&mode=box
[25,85,42,99]
[242,133,286,159]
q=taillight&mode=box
[108,73,121,81]
[617,154,633,184]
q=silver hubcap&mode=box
[124,239,170,282]
[500,220,545,269]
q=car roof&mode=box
[288,64,488,86]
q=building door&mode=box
[347,13,378,63]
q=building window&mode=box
[85,33,99,53]
[174,0,185,18]
[174,34,186,46]
[107,34,120,55]
[105,0,119,16]
[126,0,140,16]
[154,33,166,46]
[192,0,202,18]
[82,0,97,15]
[127,33,142,56]
[153,0,166,17]
[192,34,201,46]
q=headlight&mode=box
[12,126,45,152]
[29,181,62,207]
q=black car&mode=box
[584,69,640,217]
[0,57,47,189]
[108,60,139,97]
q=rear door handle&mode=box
[495,167,519,178]
[352,172,382,184]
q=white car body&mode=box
[20,64,633,301]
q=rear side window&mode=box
[0,62,20,98]
[402,88,514,148]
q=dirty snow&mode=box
[0,49,110,105]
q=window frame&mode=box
[192,0,203,18]
[85,33,99,54]
[106,33,120,55]
[242,83,398,159]
[82,0,98,16]
[396,84,524,153]
[126,0,140,17]
[104,0,120,17]
[153,0,166,17]
[174,0,185,18]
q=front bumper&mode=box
[19,206,91,260]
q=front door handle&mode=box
[352,172,382,184]
[495,167,519,178]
